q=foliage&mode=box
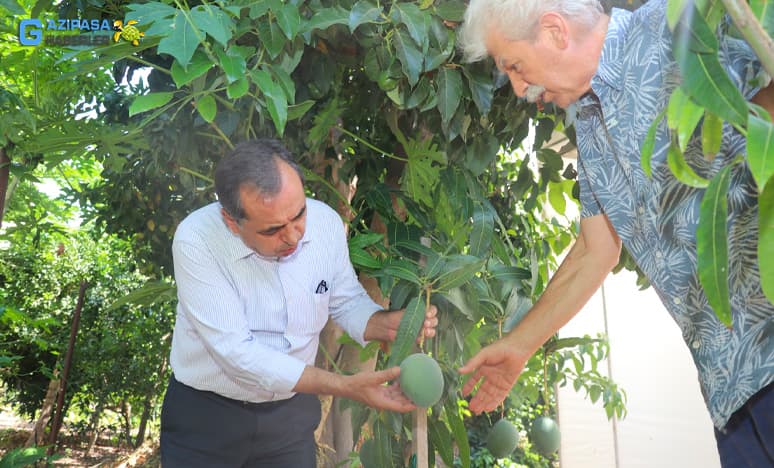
[647,0,774,325]
[0,446,55,468]
[0,226,173,445]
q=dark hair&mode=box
[214,139,304,220]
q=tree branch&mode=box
[722,0,774,80]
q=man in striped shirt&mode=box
[161,139,438,467]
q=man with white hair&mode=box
[456,1,774,465]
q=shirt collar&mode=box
[592,8,633,94]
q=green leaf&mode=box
[257,20,286,59]
[759,175,774,304]
[190,4,233,46]
[349,232,384,249]
[747,115,774,192]
[304,6,349,31]
[170,51,214,87]
[158,11,201,68]
[469,205,494,257]
[128,92,174,117]
[751,0,774,39]
[106,281,177,311]
[287,100,315,121]
[0,0,25,15]
[697,164,734,327]
[393,3,429,47]
[386,296,425,367]
[349,248,382,269]
[227,77,249,99]
[666,0,691,31]
[667,87,704,151]
[349,0,383,32]
[393,28,423,86]
[667,142,709,188]
[672,9,748,127]
[276,3,301,39]
[436,67,463,125]
[271,66,296,104]
[252,69,288,136]
[196,94,217,122]
[701,111,723,159]
[445,400,471,468]
[380,258,422,285]
[435,255,485,291]
[216,47,247,83]
[434,1,466,22]
[428,418,454,466]
[463,67,494,115]
[641,109,666,178]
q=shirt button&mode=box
[638,206,645,214]
[692,340,701,349]
[673,297,682,305]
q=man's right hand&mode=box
[343,366,417,413]
[458,338,529,414]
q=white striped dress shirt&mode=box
[169,198,381,403]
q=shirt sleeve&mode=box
[325,217,382,346]
[173,233,306,394]
[576,133,604,219]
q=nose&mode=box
[282,223,302,246]
[509,74,527,98]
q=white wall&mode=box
[556,269,721,468]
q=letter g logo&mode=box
[19,19,43,46]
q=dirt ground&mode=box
[0,409,160,467]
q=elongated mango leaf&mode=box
[701,111,723,160]
[381,258,422,285]
[435,255,486,291]
[444,400,470,468]
[373,418,396,468]
[666,0,691,31]
[641,109,666,178]
[667,142,709,188]
[128,92,174,117]
[386,296,425,367]
[697,164,734,327]
[751,0,774,38]
[747,115,774,192]
[469,205,494,257]
[672,8,748,127]
[667,87,704,151]
[106,281,177,311]
[428,418,454,466]
[759,175,774,303]
[349,248,382,269]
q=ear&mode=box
[538,12,569,49]
[221,208,242,235]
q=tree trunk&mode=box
[0,146,9,230]
[121,399,133,447]
[85,400,105,456]
[25,370,59,447]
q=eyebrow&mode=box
[258,205,306,235]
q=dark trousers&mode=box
[715,382,774,468]
[160,376,321,468]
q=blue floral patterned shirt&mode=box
[575,0,774,429]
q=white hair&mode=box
[457,0,605,63]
